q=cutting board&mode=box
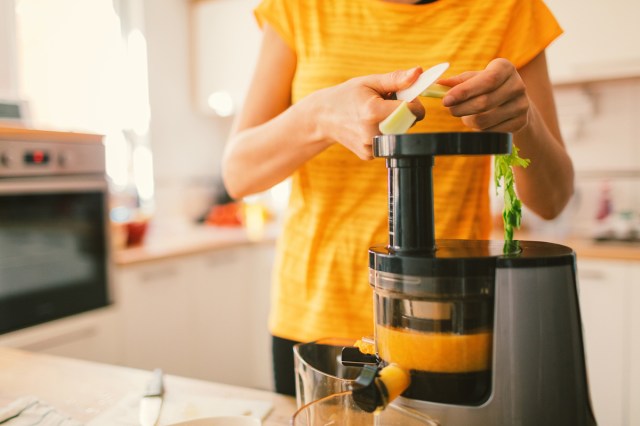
[87,392,273,426]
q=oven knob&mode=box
[0,151,14,167]
[58,151,73,167]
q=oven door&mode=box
[0,176,111,334]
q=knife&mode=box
[139,368,164,426]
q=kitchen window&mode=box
[11,0,154,213]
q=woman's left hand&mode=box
[439,58,530,133]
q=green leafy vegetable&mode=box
[494,144,530,254]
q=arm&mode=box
[222,24,425,200]
[438,53,574,220]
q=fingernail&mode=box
[406,66,421,77]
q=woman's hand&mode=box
[305,67,426,160]
[439,58,530,133]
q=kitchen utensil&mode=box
[291,391,436,425]
[395,62,449,102]
[309,132,596,425]
[293,338,361,408]
[139,368,164,426]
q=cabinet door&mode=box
[545,0,640,83]
[115,257,197,377]
[629,263,640,426]
[191,244,275,390]
[577,259,629,426]
[244,243,275,391]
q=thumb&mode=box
[363,67,423,96]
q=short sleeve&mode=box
[497,0,563,69]
[254,0,297,51]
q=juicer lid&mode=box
[369,239,575,278]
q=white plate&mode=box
[167,416,261,426]
[395,62,450,102]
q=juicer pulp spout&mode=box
[350,364,411,413]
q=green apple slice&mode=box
[379,101,417,135]
[419,83,451,98]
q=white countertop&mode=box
[113,221,280,266]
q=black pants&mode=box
[272,335,301,396]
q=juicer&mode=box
[348,132,597,425]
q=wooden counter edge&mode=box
[0,126,103,143]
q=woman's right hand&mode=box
[303,67,426,160]
[223,23,427,199]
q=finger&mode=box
[356,137,375,160]
[470,114,528,133]
[460,96,529,131]
[363,67,423,96]
[437,71,478,88]
[407,98,426,121]
[446,73,524,117]
[442,61,512,107]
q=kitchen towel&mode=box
[0,396,83,425]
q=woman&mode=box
[222,0,574,395]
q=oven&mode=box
[0,137,111,334]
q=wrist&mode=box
[297,90,334,150]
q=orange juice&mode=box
[376,324,492,373]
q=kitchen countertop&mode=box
[0,125,103,143]
[0,347,296,425]
[511,231,640,262]
[114,222,280,266]
[115,222,640,265]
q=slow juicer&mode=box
[349,132,597,425]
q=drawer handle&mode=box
[139,267,179,282]
[579,269,606,280]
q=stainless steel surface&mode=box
[398,264,597,426]
[139,369,164,426]
[0,139,105,177]
[0,137,112,334]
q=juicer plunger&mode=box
[345,132,597,426]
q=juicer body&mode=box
[387,256,597,425]
[363,132,596,425]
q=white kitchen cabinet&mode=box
[628,262,640,426]
[113,242,275,390]
[115,256,199,377]
[0,306,123,365]
[576,258,632,426]
[191,244,274,390]
[545,0,640,84]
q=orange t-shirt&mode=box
[255,0,562,342]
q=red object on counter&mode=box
[205,202,243,227]
[126,220,148,246]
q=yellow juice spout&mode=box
[351,363,411,413]
[379,363,411,404]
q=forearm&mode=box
[513,102,574,220]
[222,100,329,200]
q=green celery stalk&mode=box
[494,144,530,254]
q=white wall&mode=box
[525,77,640,238]
[142,0,235,224]
[0,0,18,97]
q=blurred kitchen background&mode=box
[1,0,639,425]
